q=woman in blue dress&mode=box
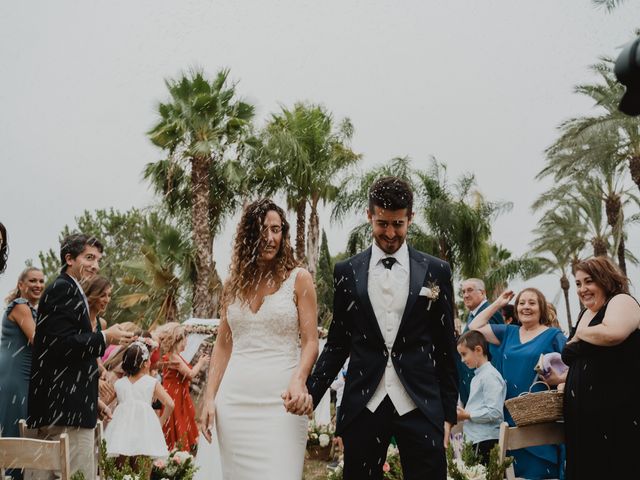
[0,267,44,478]
[469,288,566,479]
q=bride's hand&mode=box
[200,399,216,443]
[282,379,312,415]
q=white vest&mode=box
[365,244,417,416]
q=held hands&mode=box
[282,379,313,416]
[199,400,216,443]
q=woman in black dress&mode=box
[562,256,640,479]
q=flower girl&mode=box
[104,341,174,463]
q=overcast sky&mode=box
[1,0,639,328]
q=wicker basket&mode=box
[505,381,564,426]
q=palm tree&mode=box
[118,215,195,329]
[482,244,543,301]
[147,69,255,317]
[334,156,510,280]
[530,207,589,329]
[416,159,511,278]
[532,179,611,257]
[332,156,414,224]
[542,113,640,273]
[592,0,626,11]
[260,103,361,273]
[547,58,640,193]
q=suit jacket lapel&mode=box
[397,247,429,335]
[62,272,91,329]
[353,248,385,343]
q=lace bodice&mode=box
[226,268,301,359]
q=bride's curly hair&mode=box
[221,199,298,312]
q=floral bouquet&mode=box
[151,449,198,480]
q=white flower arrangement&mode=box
[319,433,331,447]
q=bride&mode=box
[200,198,319,479]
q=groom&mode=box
[305,177,458,480]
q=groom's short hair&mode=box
[368,176,413,214]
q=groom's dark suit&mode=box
[307,245,458,479]
[28,271,106,429]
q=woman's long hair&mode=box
[575,256,629,299]
[221,199,298,313]
[81,275,112,311]
[0,222,7,275]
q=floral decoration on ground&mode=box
[307,420,335,448]
[151,449,198,480]
[446,433,513,480]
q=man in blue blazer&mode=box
[306,177,458,480]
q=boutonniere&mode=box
[419,282,440,310]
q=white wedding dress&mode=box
[215,268,308,480]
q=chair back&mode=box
[0,434,70,480]
[498,421,565,480]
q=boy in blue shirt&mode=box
[456,330,506,465]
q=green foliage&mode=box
[460,440,481,467]
[146,67,256,317]
[258,101,361,266]
[485,443,514,480]
[118,212,195,328]
[37,208,149,324]
[98,439,152,480]
[446,441,513,480]
[316,230,334,328]
[382,448,403,479]
[37,208,195,327]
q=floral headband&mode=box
[130,340,150,361]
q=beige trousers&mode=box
[25,425,95,480]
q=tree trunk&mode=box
[617,236,627,275]
[295,199,306,264]
[191,155,215,318]
[605,193,626,273]
[629,155,640,192]
[560,274,572,330]
[306,197,320,277]
[592,237,608,257]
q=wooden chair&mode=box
[0,434,70,480]
[19,419,104,479]
[498,421,565,480]
[94,420,104,479]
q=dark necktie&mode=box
[381,257,397,270]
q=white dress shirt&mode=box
[366,241,417,415]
